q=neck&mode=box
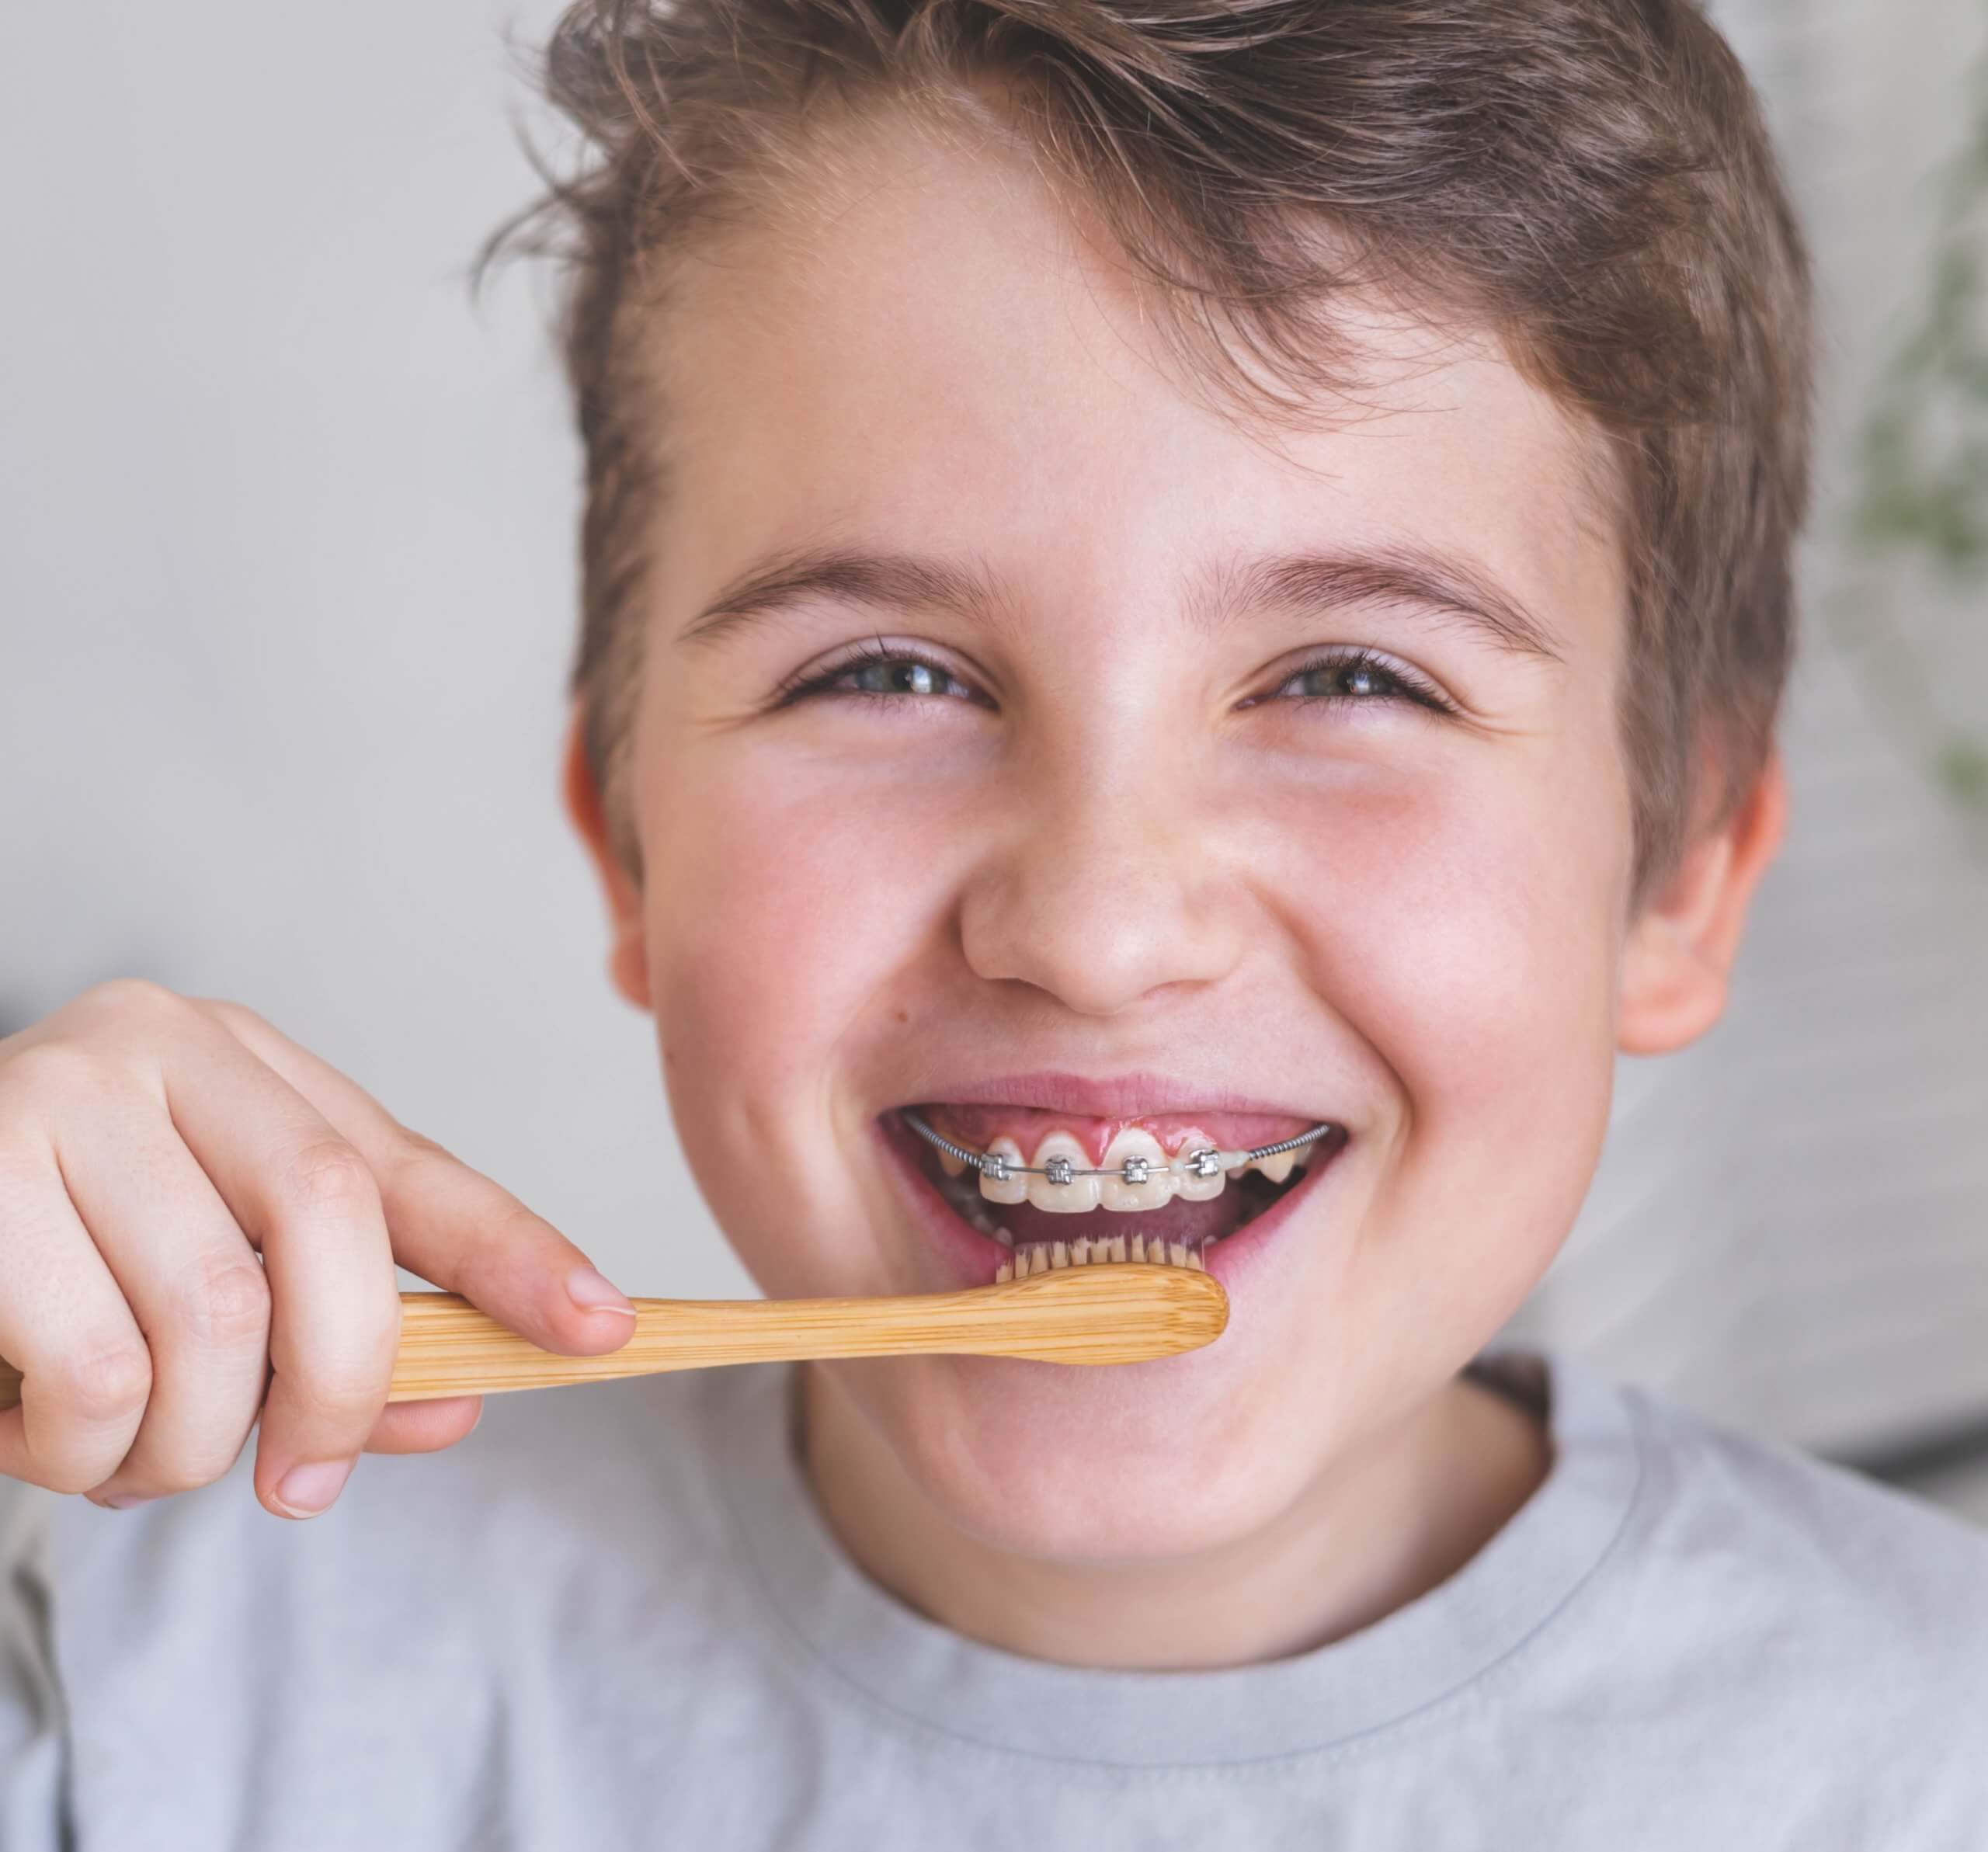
[795,1361,1552,1671]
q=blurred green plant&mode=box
[1850,47,1988,809]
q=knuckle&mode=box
[391,1128,454,1168]
[283,1315,401,1425]
[4,1040,104,1103]
[386,1136,457,1194]
[287,1360,391,1425]
[275,1140,380,1221]
[62,1340,154,1423]
[195,997,268,1042]
[78,977,189,1027]
[387,1134,499,1217]
[178,1252,273,1349]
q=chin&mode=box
[843,1342,1331,1564]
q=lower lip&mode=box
[872,1110,1346,1301]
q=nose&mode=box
[956,726,1247,1017]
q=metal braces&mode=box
[901,1108,1335,1186]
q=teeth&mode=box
[950,1121,1321,1281]
[978,1137,1029,1206]
[934,1144,968,1178]
[1025,1131,1100,1213]
[968,1124,1319,1207]
[965,1200,1011,1242]
[1098,1128,1174,1211]
[1170,1128,1228,1202]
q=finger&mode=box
[363,1395,483,1456]
[195,999,640,1357]
[148,1026,402,1520]
[50,1099,270,1506]
[0,1140,152,1494]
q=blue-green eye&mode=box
[779,641,986,708]
[1263,648,1451,713]
[843,658,963,697]
[778,640,1448,714]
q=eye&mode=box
[1249,645,1454,714]
[777,639,989,709]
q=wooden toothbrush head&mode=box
[970,1260,1229,1364]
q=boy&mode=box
[2,0,1985,1844]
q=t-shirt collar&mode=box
[700,1345,1646,1766]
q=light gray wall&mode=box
[1,1,755,1301]
[4,2,1984,1454]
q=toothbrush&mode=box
[0,1263,1228,1409]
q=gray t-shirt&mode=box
[4,1346,1986,1849]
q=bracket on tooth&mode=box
[902,1109,1333,1181]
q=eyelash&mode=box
[775,638,1456,716]
[1251,647,1455,715]
[775,638,986,709]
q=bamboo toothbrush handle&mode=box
[0,1266,1228,1412]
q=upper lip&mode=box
[893,1068,1329,1122]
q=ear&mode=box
[560,707,652,1011]
[1617,746,1788,1055]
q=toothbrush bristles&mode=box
[992,1237,1208,1285]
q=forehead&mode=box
[641,102,1624,651]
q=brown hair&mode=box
[485,0,1813,896]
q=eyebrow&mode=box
[677,539,1563,662]
[1191,543,1563,662]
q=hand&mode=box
[0,980,640,1519]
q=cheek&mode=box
[1291,748,1628,1272]
[652,781,836,1071]
[638,749,943,1163]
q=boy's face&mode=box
[576,107,1754,1560]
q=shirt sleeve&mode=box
[0,1482,68,1852]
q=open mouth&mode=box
[886,1102,1347,1280]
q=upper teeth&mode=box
[979,1137,1030,1205]
[1024,1131,1100,1213]
[1097,1128,1170,1211]
[1176,1131,1228,1202]
[1250,1148,1298,1185]
[974,1124,1298,1211]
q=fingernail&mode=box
[96,1492,157,1510]
[273,1457,355,1517]
[566,1263,637,1316]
